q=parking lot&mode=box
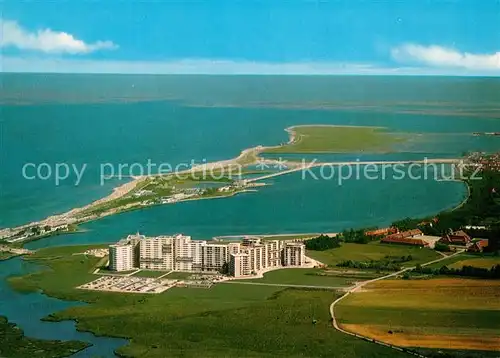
[78,276,178,294]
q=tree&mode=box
[305,235,341,251]
[434,243,450,252]
[220,262,229,275]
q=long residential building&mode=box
[229,238,305,277]
[109,234,307,276]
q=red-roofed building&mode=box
[468,239,489,253]
[381,229,427,247]
[365,227,397,237]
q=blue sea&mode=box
[1,74,500,355]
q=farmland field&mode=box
[8,245,406,357]
[449,257,500,270]
[336,278,500,351]
[307,242,441,268]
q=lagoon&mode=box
[1,74,499,356]
[0,258,128,357]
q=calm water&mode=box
[1,74,500,356]
[0,258,128,357]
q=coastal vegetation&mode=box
[0,316,90,358]
[306,242,440,268]
[8,246,405,357]
[264,125,407,154]
[336,278,500,351]
[337,228,376,244]
[0,252,19,261]
[336,255,413,272]
[410,260,500,279]
[392,169,500,238]
[78,174,249,218]
[304,234,341,251]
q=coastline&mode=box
[1,123,462,245]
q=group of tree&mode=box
[220,262,229,275]
[433,242,451,252]
[305,235,341,251]
[413,263,500,279]
[391,168,500,253]
[337,228,374,244]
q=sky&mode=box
[1,0,500,75]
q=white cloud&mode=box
[0,19,118,54]
[3,56,498,76]
[391,43,500,70]
[1,57,388,75]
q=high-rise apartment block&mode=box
[109,234,306,277]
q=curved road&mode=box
[329,250,464,357]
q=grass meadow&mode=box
[7,245,406,357]
[306,242,441,268]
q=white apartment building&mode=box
[109,241,134,271]
[109,233,306,276]
[139,235,175,270]
[190,240,206,271]
[282,243,306,267]
[229,252,249,277]
[201,243,228,271]
[229,239,281,277]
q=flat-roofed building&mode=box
[202,243,228,272]
[282,243,305,267]
[138,234,202,271]
[139,235,175,270]
[264,240,281,268]
[227,242,241,258]
[190,240,206,271]
[229,252,249,277]
[229,239,281,277]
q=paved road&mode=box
[247,158,461,183]
[329,250,464,357]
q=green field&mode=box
[165,272,217,280]
[449,256,500,270]
[336,278,500,351]
[133,270,168,278]
[7,245,406,357]
[424,253,474,269]
[264,125,407,154]
[0,316,90,358]
[239,268,354,287]
[307,242,441,268]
